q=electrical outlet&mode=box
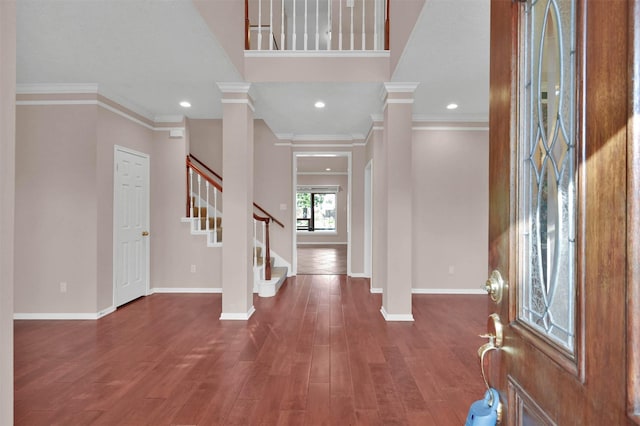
[60,282,67,293]
[448,266,455,275]
[190,264,197,273]
[280,203,287,211]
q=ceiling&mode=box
[16,0,490,140]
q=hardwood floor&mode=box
[14,276,489,425]
[296,245,347,275]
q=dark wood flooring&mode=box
[14,276,489,425]
[296,245,348,275]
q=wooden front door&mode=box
[487,0,639,424]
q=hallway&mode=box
[14,276,488,425]
[296,245,348,275]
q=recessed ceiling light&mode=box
[315,101,326,109]
[179,101,192,108]
[326,168,332,171]
[446,103,458,110]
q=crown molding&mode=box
[216,82,252,93]
[383,82,420,93]
[16,83,99,94]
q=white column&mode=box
[380,82,418,321]
[218,83,255,320]
[0,2,16,423]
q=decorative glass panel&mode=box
[518,0,577,353]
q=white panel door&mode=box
[114,147,149,307]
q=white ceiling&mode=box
[16,0,489,138]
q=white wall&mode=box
[0,1,15,422]
[15,105,100,314]
[150,129,223,290]
[411,128,488,291]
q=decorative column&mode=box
[380,82,418,321]
[218,83,255,320]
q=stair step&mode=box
[198,216,222,230]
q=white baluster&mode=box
[293,0,296,50]
[315,0,319,50]
[374,0,378,50]
[205,181,210,231]
[269,0,274,50]
[339,0,342,50]
[350,1,354,50]
[258,0,263,50]
[328,0,332,50]
[214,187,218,243]
[304,0,308,50]
[361,0,365,50]
[189,168,194,218]
[262,221,266,280]
[197,175,202,233]
[253,220,258,271]
[281,0,285,49]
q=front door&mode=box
[487,0,638,424]
[114,146,150,307]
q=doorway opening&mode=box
[293,152,351,275]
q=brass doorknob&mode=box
[142,231,149,237]
[484,270,505,303]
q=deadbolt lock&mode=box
[484,270,505,304]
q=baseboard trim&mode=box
[349,273,369,278]
[296,242,348,246]
[150,287,223,294]
[370,287,383,294]
[220,305,256,321]
[412,288,486,295]
[380,307,414,322]
[97,306,116,318]
[15,312,102,320]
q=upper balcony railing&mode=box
[245,0,389,51]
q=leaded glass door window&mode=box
[517,0,577,355]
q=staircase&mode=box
[182,155,288,297]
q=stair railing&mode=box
[188,154,285,228]
[186,158,223,244]
[245,0,389,51]
[186,155,281,280]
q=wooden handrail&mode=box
[187,159,224,193]
[188,154,222,182]
[187,155,285,228]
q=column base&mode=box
[219,305,256,321]
[380,306,414,322]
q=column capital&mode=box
[217,82,255,112]
[383,82,420,95]
[217,82,252,94]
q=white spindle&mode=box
[315,0,319,50]
[258,0,263,50]
[261,221,266,280]
[189,168,194,218]
[374,0,378,50]
[269,0,273,50]
[361,0,365,50]
[350,2,354,50]
[205,181,210,231]
[339,0,342,50]
[328,0,332,50]
[214,187,219,242]
[253,220,258,269]
[304,0,308,50]
[293,0,296,50]
[197,175,202,228]
[281,0,285,49]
